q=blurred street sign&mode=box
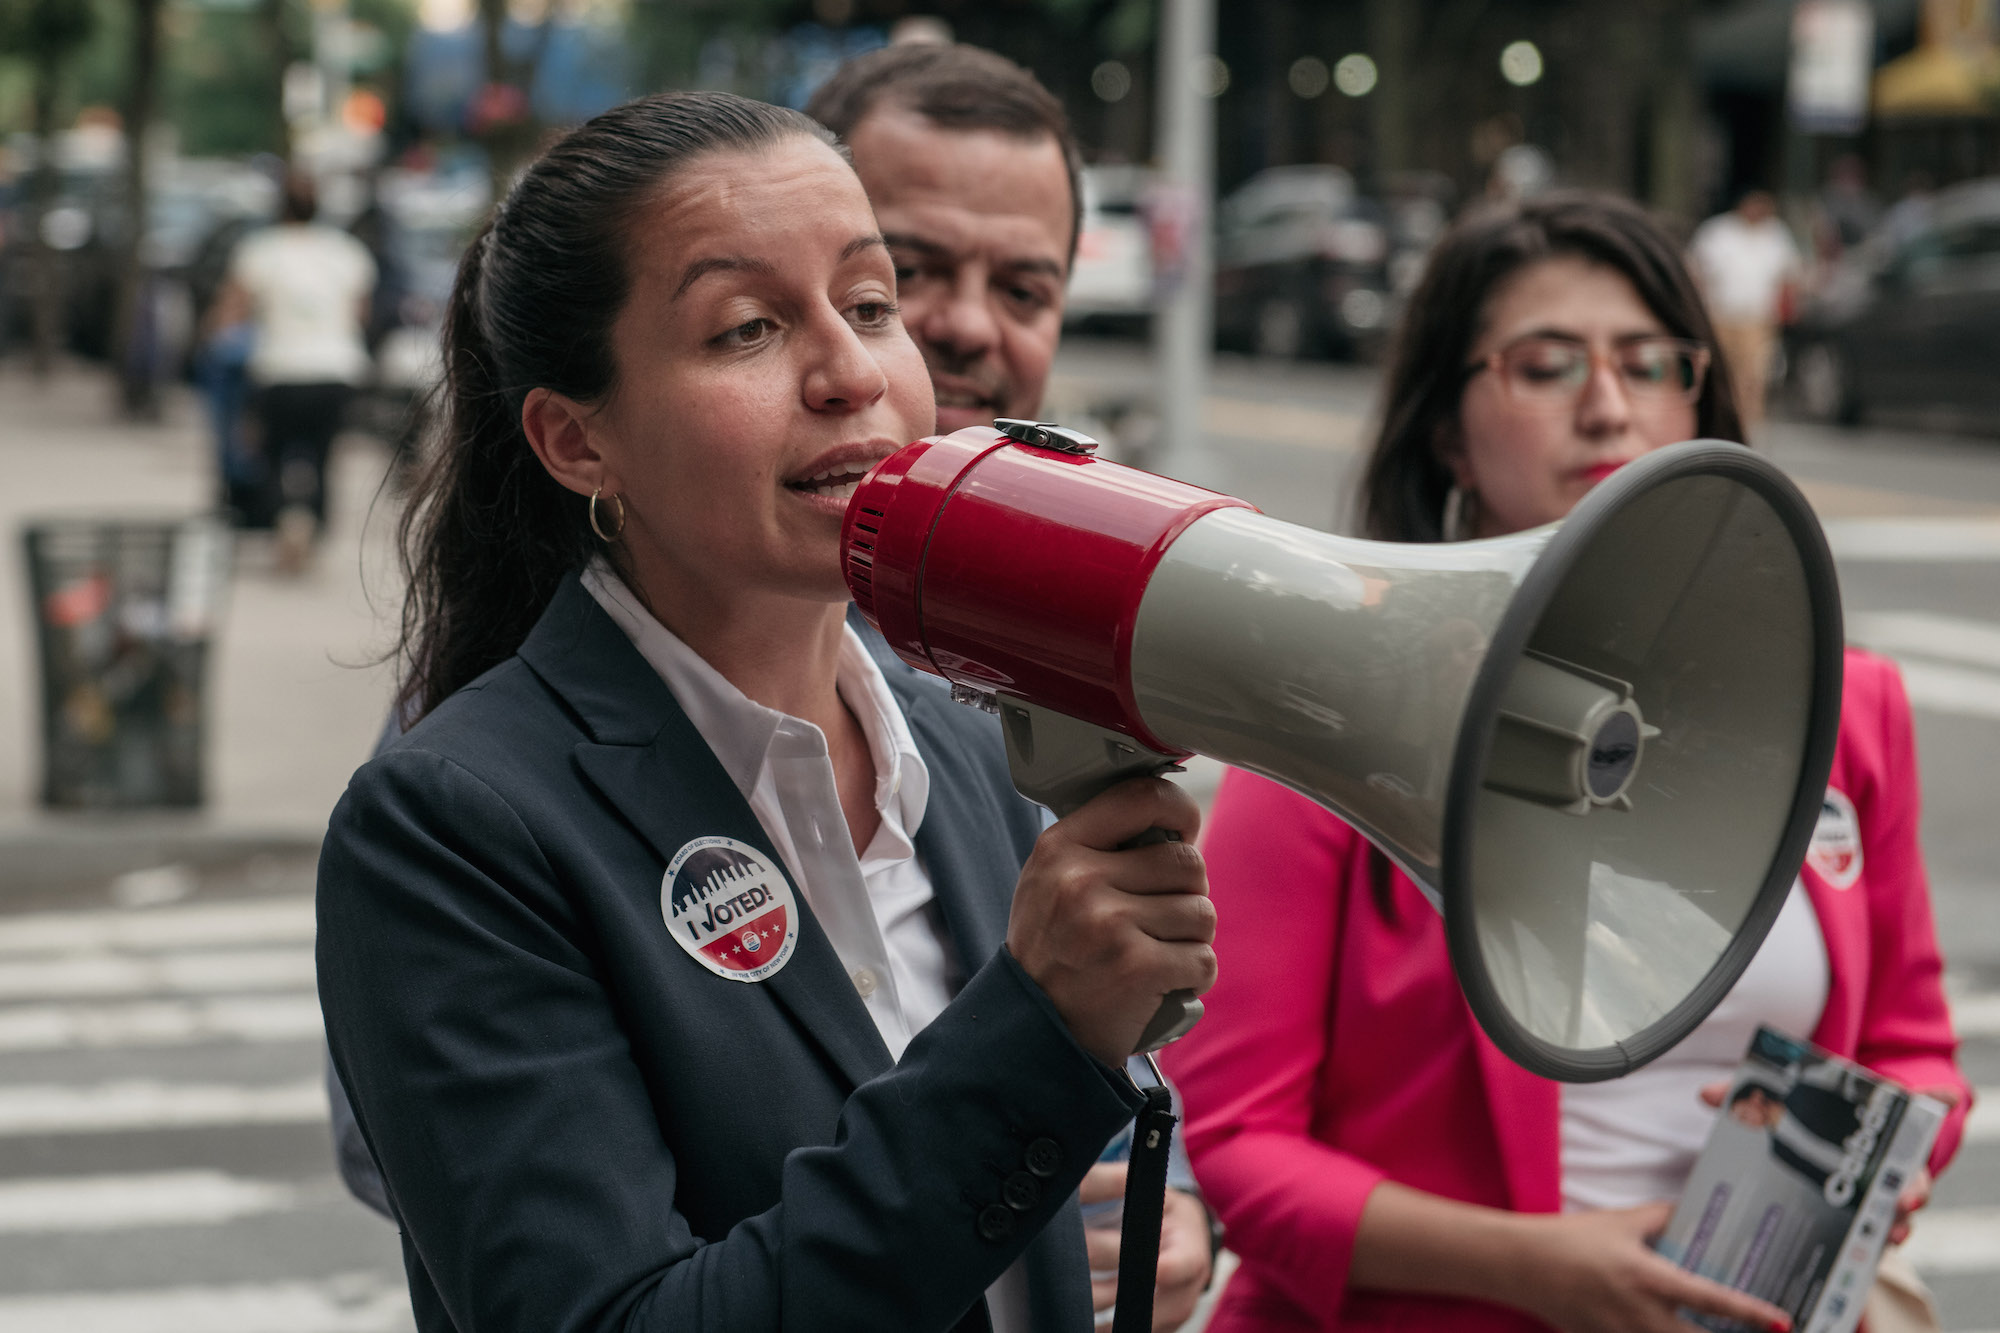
[1790,0,1875,134]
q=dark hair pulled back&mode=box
[396,92,836,719]
[1357,191,1743,544]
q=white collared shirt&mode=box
[581,562,1033,1333]
[583,559,957,1059]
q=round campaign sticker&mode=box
[660,836,798,982]
[1806,788,1863,890]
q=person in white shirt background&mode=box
[1688,189,1802,434]
[210,171,377,571]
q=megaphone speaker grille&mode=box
[1443,443,1844,1082]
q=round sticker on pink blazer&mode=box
[661,837,798,982]
[1806,789,1863,890]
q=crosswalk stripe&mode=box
[1904,1204,2000,1274]
[1848,611,2000,673]
[0,994,323,1051]
[1954,989,2000,1038]
[0,1273,411,1333]
[0,899,315,957]
[1892,660,2000,723]
[0,1078,326,1137]
[0,948,316,1001]
[0,1170,299,1232]
[1965,1091,1999,1144]
[1823,517,2000,562]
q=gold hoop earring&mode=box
[589,486,626,543]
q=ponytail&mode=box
[393,93,837,719]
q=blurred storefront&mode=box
[1871,0,2000,188]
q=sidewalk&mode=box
[0,362,403,886]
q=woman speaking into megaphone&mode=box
[315,91,1217,1332]
[1165,193,1971,1333]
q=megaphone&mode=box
[842,420,1842,1083]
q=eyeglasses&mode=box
[1465,335,1710,409]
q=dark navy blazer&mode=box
[317,576,1145,1332]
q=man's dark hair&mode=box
[281,171,319,224]
[805,42,1082,266]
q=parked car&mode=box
[1064,164,1153,334]
[1212,165,1393,361]
[1788,177,2000,431]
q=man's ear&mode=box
[522,388,612,499]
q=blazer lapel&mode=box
[898,682,1012,977]
[524,577,893,1094]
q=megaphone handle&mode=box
[1120,826,1206,1053]
[986,695,1205,1055]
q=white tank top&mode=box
[1558,881,1830,1212]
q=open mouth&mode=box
[786,460,876,504]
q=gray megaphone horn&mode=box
[841,421,1841,1083]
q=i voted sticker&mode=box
[661,837,798,982]
[1806,788,1863,890]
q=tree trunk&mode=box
[111,0,164,417]
[1367,0,1417,177]
[1647,1,1702,224]
[26,48,64,381]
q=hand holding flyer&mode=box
[1654,1027,1946,1333]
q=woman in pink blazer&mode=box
[1165,194,1971,1333]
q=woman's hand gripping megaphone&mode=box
[1004,773,1217,1068]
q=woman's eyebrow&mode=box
[1510,325,1671,345]
[673,255,776,301]
[672,235,886,301]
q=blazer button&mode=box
[977,1203,1016,1243]
[1002,1171,1041,1212]
[1023,1137,1063,1178]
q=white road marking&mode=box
[1965,1091,2000,1144]
[0,948,316,1000]
[1823,517,2000,562]
[0,899,315,956]
[1904,1204,2000,1274]
[0,1170,298,1232]
[0,1273,411,1333]
[1955,988,2000,1038]
[1837,613,2000,718]
[0,993,322,1051]
[1894,660,2000,722]
[0,1078,326,1137]
[1848,612,2000,673]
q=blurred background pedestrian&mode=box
[1689,188,1802,435]
[205,170,375,571]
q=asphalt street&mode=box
[1,341,1997,1329]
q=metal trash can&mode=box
[23,517,233,808]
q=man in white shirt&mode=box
[1689,190,1801,432]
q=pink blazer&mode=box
[1164,650,1972,1332]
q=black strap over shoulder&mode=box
[1111,1067,1178,1333]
